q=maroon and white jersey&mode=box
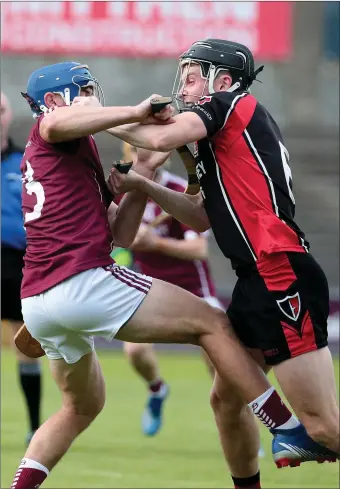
[20,115,113,299]
[133,171,217,299]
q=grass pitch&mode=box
[1,348,339,488]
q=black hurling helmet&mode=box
[172,38,264,111]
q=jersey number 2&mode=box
[24,161,45,223]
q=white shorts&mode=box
[22,265,152,364]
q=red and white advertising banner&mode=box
[1,1,292,59]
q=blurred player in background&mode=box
[1,91,42,445]
[122,142,222,437]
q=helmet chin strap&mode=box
[207,65,241,94]
[227,81,241,92]
[53,87,72,106]
[64,88,71,106]
[207,65,216,93]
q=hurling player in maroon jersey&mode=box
[11,62,281,489]
[107,39,339,485]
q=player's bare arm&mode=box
[107,168,210,232]
[39,95,166,144]
[131,227,208,261]
[108,111,207,152]
[107,198,152,249]
[107,148,171,247]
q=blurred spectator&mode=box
[1,91,42,445]
[324,2,340,59]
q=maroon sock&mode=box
[232,472,261,489]
[149,379,164,393]
[252,390,293,429]
[11,459,48,489]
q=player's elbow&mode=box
[150,133,177,153]
[193,215,211,234]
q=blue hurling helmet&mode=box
[21,61,104,117]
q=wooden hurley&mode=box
[14,324,46,358]
[176,145,200,195]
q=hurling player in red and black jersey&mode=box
[108,39,339,486]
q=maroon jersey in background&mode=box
[20,115,113,299]
[133,171,217,299]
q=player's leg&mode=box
[11,351,105,488]
[274,347,339,453]
[123,342,161,383]
[252,252,339,462]
[123,342,169,436]
[10,281,106,489]
[269,253,339,453]
[210,349,270,488]
[211,372,261,486]
[1,273,42,445]
[23,265,267,406]
[114,276,290,417]
[21,266,294,450]
[200,297,224,377]
[201,349,215,377]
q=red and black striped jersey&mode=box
[190,91,309,270]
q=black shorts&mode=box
[1,246,25,321]
[227,251,329,366]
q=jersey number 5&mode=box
[24,161,45,223]
[279,141,295,205]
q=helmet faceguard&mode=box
[21,62,105,118]
[172,39,264,112]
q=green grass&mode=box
[1,349,339,488]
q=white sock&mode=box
[249,387,300,430]
[19,458,49,475]
[277,416,301,430]
[249,386,275,411]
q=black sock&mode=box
[19,362,42,432]
[232,472,260,488]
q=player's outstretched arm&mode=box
[107,163,155,248]
[141,179,210,232]
[39,95,164,144]
[107,169,210,232]
[108,111,207,152]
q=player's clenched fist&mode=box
[106,167,141,195]
[135,95,175,123]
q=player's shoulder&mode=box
[30,114,82,154]
[160,170,186,192]
[28,115,46,144]
[212,90,256,107]
[195,91,257,117]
